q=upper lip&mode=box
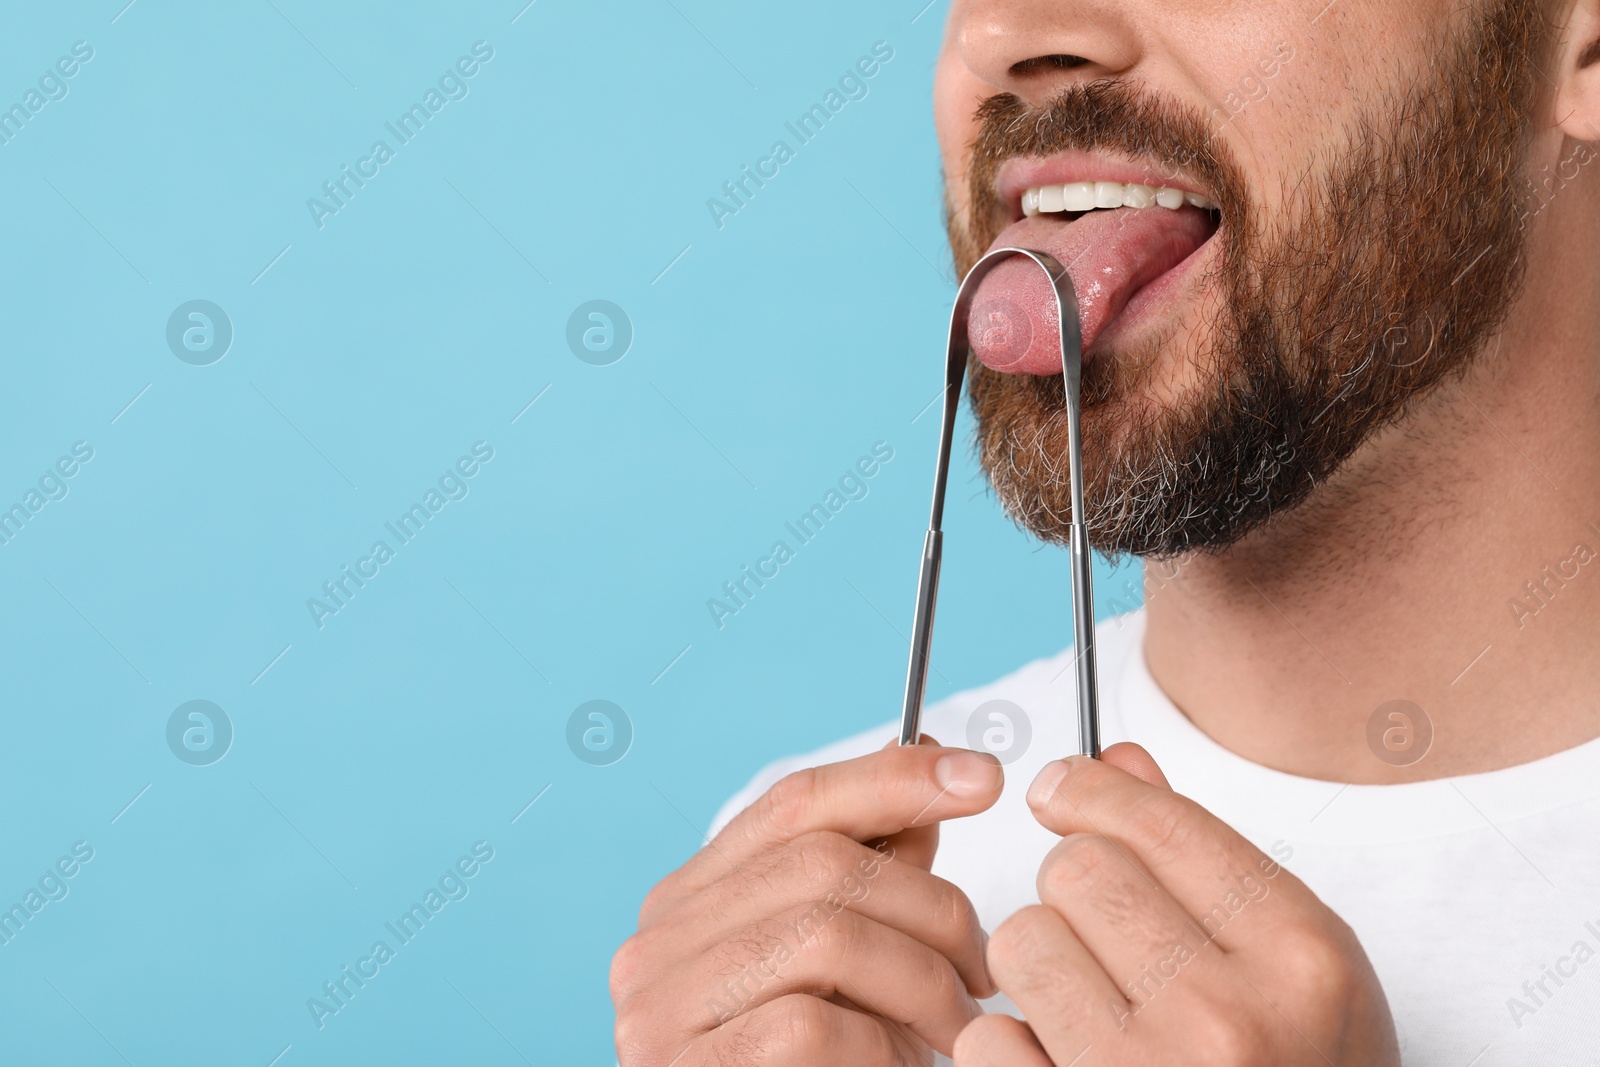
[995,151,1218,220]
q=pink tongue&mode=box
[967,207,1215,374]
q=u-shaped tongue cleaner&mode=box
[899,247,1102,758]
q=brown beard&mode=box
[951,0,1557,560]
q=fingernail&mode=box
[935,751,1002,798]
[1028,759,1070,808]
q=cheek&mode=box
[933,48,979,199]
[1200,6,1438,191]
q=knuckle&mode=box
[784,899,838,953]
[788,831,859,894]
[612,1007,662,1067]
[1039,833,1119,897]
[749,994,872,1061]
[788,899,860,962]
[770,993,837,1050]
[715,915,794,974]
[732,840,792,899]
[1126,794,1194,860]
[873,744,947,815]
[931,875,985,952]
[891,926,965,1008]
[1276,922,1359,1000]
[609,930,655,1005]
[987,905,1057,979]
[920,950,968,1011]
[1188,1008,1270,1066]
[636,877,677,927]
[952,1012,1026,1064]
[761,767,821,837]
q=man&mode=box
[612,0,1600,1062]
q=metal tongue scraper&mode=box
[898,247,1102,758]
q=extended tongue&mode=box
[966,207,1215,374]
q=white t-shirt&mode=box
[711,609,1600,1065]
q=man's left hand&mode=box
[954,744,1401,1066]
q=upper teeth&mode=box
[1021,182,1218,217]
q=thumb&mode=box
[1100,742,1171,789]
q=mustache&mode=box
[958,81,1249,274]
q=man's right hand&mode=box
[611,742,1004,1065]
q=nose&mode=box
[953,0,1140,104]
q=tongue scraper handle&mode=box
[898,246,1102,758]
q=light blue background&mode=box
[0,2,1138,1062]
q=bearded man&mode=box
[611,0,1600,1062]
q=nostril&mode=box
[1010,54,1091,76]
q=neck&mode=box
[1141,200,1600,783]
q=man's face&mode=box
[935,0,1559,558]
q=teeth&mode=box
[1062,182,1096,212]
[1122,183,1155,209]
[1018,180,1220,216]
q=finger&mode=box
[1025,756,1314,948]
[1100,741,1171,789]
[874,820,938,872]
[654,745,1003,911]
[639,832,993,998]
[952,1013,1054,1067]
[986,905,1127,1053]
[648,907,984,1055]
[1035,833,1227,994]
[626,993,913,1067]
[869,735,942,870]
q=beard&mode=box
[950,0,1557,560]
